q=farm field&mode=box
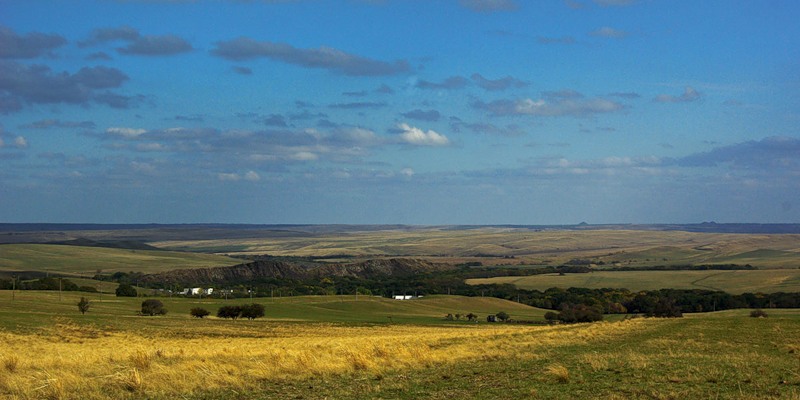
[0,291,798,399]
[0,244,241,277]
[467,269,800,294]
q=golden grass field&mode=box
[1,291,799,399]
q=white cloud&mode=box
[217,172,240,181]
[107,127,146,138]
[400,167,415,177]
[13,136,27,148]
[290,151,319,161]
[244,170,260,181]
[398,123,450,146]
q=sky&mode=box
[0,0,799,225]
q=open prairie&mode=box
[150,228,800,268]
[467,269,800,294]
[0,291,798,399]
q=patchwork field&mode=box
[150,228,800,268]
[0,291,798,399]
[468,269,800,294]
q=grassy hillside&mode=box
[0,290,797,399]
[0,291,546,331]
[0,244,241,276]
[467,269,800,294]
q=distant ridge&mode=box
[1,222,799,245]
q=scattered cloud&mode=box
[471,73,527,91]
[401,109,441,122]
[211,37,410,76]
[415,76,469,90]
[397,123,450,146]
[677,136,800,170]
[328,101,387,109]
[0,127,28,149]
[81,26,192,56]
[106,127,147,139]
[0,61,131,112]
[117,34,193,56]
[262,114,288,127]
[21,119,96,129]
[451,119,524,136]
[590,27,628,39]
[80,26,140,47]
[0,26,67,59]
[343,90,368,97]
[459,0,518,13]
[472,90,625,117]
[654,86,702,103]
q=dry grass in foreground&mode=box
[0,318,643,399]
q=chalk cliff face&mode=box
[139,258,454,285]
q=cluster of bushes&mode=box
[544,304,604,323]
[0,277,96,293]
[189,304,266,320]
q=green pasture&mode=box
[0,244,240,276]
[0,291,547,332]
[467,269,800,294]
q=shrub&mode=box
[116,284,138,297]
[496,311,510,322]
[465,313,478,322]
[750,309,768,318]
[190,307,210,318]
[240,303,265,320]
[217,305,242,319]
[77,297,91,314]
[141,299,167,316]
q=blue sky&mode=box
[1,0,798,224]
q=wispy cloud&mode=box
[472,90,625,117]
[211,37,410,76]
[415,76,469,90]
[471,73,527,91]
[654,86,702,103]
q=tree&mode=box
[750,309,768,318]
[496,311,510,322]
[465,313,478,322]
[141,299,167,316]
[190,307,210,318]
[77,297,91,314]
[217,305,242,319]
[116,283,138,297]
[240,303,265,320]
